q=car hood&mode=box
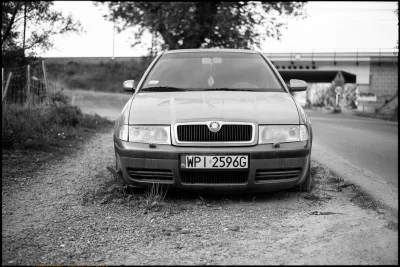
[128,91,300,125]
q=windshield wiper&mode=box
[140,86,188,92]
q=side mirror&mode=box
[123,80,136,92]
[288,79,307,92]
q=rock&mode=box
[224,226,240,232]
[229,226,240,231]
[171,226,182,232]
[60,244,66,247]
[180,228,190,234]
[94,256,104,262]
[163,231,171,236]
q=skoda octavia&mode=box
[114,49,313,193]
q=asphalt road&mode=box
[306,109,398,188]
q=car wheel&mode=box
[114,152,143,194]
[292,158,312,192]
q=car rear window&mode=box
[141,52,284,92]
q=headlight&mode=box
[259,125,308,144]
[118,125,171,144]
[118,125,129,141]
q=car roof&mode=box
[163,48,259,54]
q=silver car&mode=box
[114,49,313,193]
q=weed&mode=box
[195,195,214,206]
[327,169,343,184]
[349,188,378,210]
[141,183,169,211]
[101,167,169,210]
[310,165,323,176]
[49,90,71,108]
[386,221,398,230]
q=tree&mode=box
[2,1,83,64]
[95,1,306,54]
[395,2,399,50]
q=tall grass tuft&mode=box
[143,183,168,210]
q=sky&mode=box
[41,1,399,57]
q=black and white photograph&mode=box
[2,1,398,265]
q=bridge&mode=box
[264,50,398,112]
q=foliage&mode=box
[95,1,306,53]
[2,91,111,150]
[312,89,329,108]
[2,1,83,66]
[46,58,153,92]
[342,84,357,109]
[49,90,71,107]
[100,167,168,209]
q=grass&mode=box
[84,166,169,211]
[310,162,382,211]
[2,91,113,186]
[353,110,398,122]
[46,58,153,92]
[2,91,112,150]
[142,183,169,211]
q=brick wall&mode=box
[369,62,398,109]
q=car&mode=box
[113,49,312,193]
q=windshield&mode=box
[141,52,284,92]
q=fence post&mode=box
[26,64,31,107]
[2,72,13,105]
[42,60,49,104]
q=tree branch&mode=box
[2,2,22,45]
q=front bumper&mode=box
[114,135,311,193]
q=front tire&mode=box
[292,158,311,192]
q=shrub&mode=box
[313,87,330,107]
[50,90,71,107]
[48,105,82,127]
[1,91,108,150]
[2,105,48,149]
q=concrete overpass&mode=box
[264,50,398,112]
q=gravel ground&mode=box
[2,129,398,265]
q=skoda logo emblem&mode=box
[208,121,221,132]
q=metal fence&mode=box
[2,60,57,108]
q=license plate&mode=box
[181,155,249,169]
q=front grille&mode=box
[255,168,301,182]
[127,168,173,182]
[177,124,252,142]
[180,171,248,184]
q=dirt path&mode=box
[2,129,398,265]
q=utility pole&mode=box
[112,20,115,60]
